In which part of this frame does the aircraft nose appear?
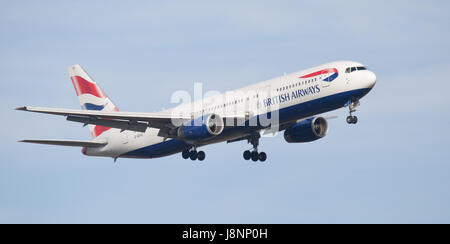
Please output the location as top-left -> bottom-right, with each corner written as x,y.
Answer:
366,71 -> 376,88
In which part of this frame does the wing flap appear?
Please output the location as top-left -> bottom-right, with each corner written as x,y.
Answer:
19,139 -> 107,147
16,106 -> 190,122
16,106 -> 191,130
66,115 -> 148,132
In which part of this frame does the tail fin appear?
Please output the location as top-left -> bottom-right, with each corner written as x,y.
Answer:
68,64 -> 119,138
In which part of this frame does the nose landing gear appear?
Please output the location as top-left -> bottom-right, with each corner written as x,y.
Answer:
243,133 -> 267,162
346,100 -> 360,124
346,115 -> 358,124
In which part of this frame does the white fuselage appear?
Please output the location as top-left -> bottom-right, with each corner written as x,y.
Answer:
85,60 -> 376,158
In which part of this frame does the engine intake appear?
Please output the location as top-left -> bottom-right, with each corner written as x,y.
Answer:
178,114 -> 224,141
284,117 -> 328,143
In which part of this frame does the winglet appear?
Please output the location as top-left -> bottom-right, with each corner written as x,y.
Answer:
15,106 -> 27,111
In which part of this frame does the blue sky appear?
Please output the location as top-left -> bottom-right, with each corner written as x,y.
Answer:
1,0 -> 449,223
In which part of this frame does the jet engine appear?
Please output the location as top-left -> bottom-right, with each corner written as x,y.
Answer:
178,114 -> 224,141
284,117 -> 328,143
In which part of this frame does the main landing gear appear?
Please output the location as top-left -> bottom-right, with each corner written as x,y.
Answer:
346,100 -> 360,124
182,147 -> 205,161
243,133 -> 267,162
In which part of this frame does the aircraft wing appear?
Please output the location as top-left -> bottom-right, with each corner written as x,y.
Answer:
19,139 -> 107,147
16,106 -> 192,133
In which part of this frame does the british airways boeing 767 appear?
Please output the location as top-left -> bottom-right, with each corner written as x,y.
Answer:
17,61 -> 376,162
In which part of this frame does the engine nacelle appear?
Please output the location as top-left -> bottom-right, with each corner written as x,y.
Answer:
178,114 -> 224,141
284,117 -> 328,143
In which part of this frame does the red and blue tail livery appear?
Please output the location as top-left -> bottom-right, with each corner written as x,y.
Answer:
69,64 -> 119,138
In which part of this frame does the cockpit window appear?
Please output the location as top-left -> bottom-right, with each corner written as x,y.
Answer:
346,66 -> 368,73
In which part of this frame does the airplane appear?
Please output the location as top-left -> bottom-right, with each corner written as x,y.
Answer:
17,61 -> 376,162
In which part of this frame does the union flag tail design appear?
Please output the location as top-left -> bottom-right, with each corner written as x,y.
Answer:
68,64 -> 119,138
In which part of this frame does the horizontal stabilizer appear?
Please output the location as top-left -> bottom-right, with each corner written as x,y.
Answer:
19,139 -> 107,147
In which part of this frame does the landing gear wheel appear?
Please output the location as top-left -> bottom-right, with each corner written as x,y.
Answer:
346,116 -> 358,124
258,152 -> 267,162
182,149 -> 190,159
243,150 -> 251,160
197,151 -> 205,161
190,151 -> 198,161
243,133 -> 268,162
346,116 -> 353,124
251,151 -> 259,162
